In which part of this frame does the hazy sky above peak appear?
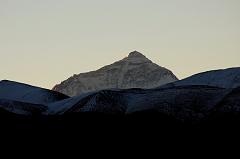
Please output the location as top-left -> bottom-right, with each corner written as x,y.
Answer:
0,0 -> 239,88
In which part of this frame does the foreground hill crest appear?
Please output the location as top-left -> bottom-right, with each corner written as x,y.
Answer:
53,51 -> 178,96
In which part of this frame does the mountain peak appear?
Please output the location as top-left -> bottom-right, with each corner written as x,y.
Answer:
53,50 -> 178,96
124,51 -> 152,63
128,51 -> 146,58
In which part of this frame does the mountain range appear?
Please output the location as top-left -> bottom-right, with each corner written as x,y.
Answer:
0,51 -> 240,126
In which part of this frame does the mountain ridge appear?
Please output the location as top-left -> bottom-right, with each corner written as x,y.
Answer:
160,67 -> 240,89
0,67 -> 239,124
0,80 -> 69,105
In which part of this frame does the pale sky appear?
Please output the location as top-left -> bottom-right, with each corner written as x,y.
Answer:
0,0 -> 240,89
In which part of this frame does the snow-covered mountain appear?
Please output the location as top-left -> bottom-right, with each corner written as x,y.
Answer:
53,51 -> 178,96
48,85 -> 237,121
0,65 -> 239,123
0,80 -> 69,114
162,67 -> 240,89
0,80 -> 69,105
0,80 -> 237,121
47,67 -> 240,121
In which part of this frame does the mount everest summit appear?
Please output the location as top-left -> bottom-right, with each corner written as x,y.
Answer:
53,51 -> 178,96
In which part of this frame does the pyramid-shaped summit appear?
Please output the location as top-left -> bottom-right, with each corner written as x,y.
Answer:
124,51 -> 152,63
128,51 -> 146,58
53,51 -> 178,96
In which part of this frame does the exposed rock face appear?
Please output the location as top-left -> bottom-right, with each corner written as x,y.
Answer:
53,51 -> 178,96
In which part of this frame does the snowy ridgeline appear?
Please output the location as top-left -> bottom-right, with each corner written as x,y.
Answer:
0,80 -> 68,115
0,80 -> 69,105
161,67 -> 240,89
0,67 -> 239,119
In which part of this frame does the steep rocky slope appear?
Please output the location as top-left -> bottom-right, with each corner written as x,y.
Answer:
53,51 -> 178,96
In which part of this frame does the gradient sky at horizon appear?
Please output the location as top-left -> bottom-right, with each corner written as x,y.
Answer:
0,0 -> 240,88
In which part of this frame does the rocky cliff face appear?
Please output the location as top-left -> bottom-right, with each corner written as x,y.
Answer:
53,51 -> 178,96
